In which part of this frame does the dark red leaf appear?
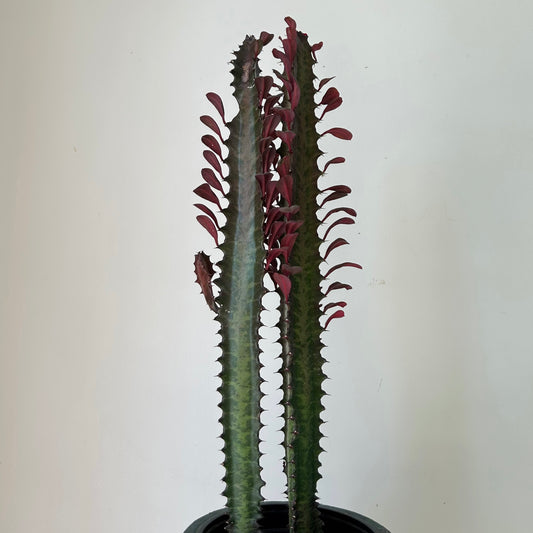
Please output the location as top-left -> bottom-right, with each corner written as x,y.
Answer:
203,150 -> 223,178
324,237 -> 349,260
311,41 -> 323,62
323,217 -> 355,241
320,87 -> 340,106
321,127 -> 353,140
273,272 -> 291,302
194,203 -> 220,229
322,157 -> 346,173
280,232 -> 298,256
322,301 -> 347,313
324,281 -> 352,296
324,262 -> 362,278
322,206 -> 357,222
206,92 -> 225,123
202,135 -> 222,158
325,309 -> 345,329
319,98 -> 343,120
201,168 -> 224,194
200,115 -> 223,141
276,130 -> 296,151
193,183 -> 222,210
196,215 -> 219,246
260,31 -> 274,46
318,77 -> 335,91
319,190 -> 349,207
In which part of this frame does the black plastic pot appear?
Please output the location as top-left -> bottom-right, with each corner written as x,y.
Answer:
185,501 -> 390,532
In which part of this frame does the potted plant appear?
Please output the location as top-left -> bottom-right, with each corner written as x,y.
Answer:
187,17 -> 390,533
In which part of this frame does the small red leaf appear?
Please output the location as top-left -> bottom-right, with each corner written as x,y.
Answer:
319,98 -> 343,120
322,206 -> 357,222
206,92 -> 225,123
318,77 -> 335,91
321,127 -> 353,140
323,217 -> 355,241
325,309 -> 345,329
324,262 -> 362,278
202,135 -> 223,158
260,31 -> 274,46
322,157 -> 346,173
200,115 -> 223,141
273,272 -> 291,302
322,301 -> 347,313
276,130 -> 296,151
324,237 -> 349,260
193,183 -> 222,210
310,41 -> 323,62
194,203 -> 220,229
203,150 -> 223,178
324,281 -> 352,296
201,168 -> 224,194
319,190 -> 350,208
320,87 -> 340,106
196,215 -> 219,246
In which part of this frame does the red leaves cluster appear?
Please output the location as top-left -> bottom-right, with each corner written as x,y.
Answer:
194,19 -> 361,328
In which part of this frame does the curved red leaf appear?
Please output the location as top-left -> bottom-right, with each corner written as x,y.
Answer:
324,281 -> 352,296
323,217 -> 355,241
323,237 -> 349,260
319,190 -> 349,208
322,301 -> 347,313
260,31 -> 274,46
320,87 -> 340,106
201,135 -> 223,158
322,156 -> 346,173
319,98 -> 343,120
196,215 -> 219,245
321,127 -> 353,140
194,203 -> 220,229
325,309 -> 345,329
201,168 -> 224,194
322,206 -> 357,222
206,92 -> 225,123
200,115 -> 223,141
324,262 -> 362,278
193,183 -> 222,210
203,150 -> 223,178
318,76 -> 335,91
273,272 -> 291,302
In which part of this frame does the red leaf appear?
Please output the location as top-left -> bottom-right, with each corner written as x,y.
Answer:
203,150 -> 223,178
273,272 -> 291,302
324,237 -> 349,260
193,183 -> 222,210
206,92 -> 225,123
311,41 -> 323,62
324,281 -> 352,296
256,76 -> 274,103
201,135 -> 222,158
319,98 -> 343,120
276,130 -> 296,151
260,31 -> 274,46
322,156 -> 346,173
322,206 -> 357,222
200,115 -> 223,141
324,262 -> 362,278
318,77 -> 335,91
319,190 -> 350,208
201,168 -> 224,194
325,309 -> 345,329
321,127 -> 353,140
320,87 -> 340,106
194,203 -> 220,229
196,215 -> 219,246
322,301 -> 347,313
323,217 -> 355,241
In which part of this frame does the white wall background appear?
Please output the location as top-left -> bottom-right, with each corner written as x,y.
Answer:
1,1 -> 532,531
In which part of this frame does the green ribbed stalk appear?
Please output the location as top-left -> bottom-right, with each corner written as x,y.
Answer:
215,37 -> 265,533
282,31 -> 325,533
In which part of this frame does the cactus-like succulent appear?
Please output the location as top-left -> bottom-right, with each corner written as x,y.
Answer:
194,17 -> 360,533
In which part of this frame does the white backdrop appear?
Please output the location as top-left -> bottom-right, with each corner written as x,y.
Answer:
2,1 -> 533,532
